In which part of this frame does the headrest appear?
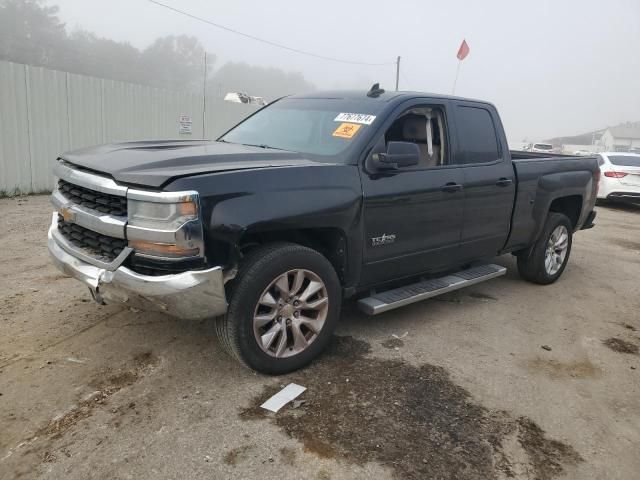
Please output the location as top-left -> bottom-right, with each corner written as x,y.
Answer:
402,115 -> 429,141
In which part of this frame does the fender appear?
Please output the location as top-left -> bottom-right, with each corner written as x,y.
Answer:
166,163 -> 364,286
530,170 -> 591,242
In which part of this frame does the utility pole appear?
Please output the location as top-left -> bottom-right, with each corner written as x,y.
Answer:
395,56 -> 401,91
202,52 -> 207,139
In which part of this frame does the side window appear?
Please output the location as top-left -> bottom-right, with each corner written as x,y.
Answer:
454,106 -> 500,164
381,105 -> 449,169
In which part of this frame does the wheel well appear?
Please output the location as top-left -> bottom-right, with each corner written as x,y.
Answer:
237,228 -> 348,284
549,195 -> 582,229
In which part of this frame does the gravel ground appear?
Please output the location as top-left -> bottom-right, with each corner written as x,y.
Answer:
1,195 -> 639,480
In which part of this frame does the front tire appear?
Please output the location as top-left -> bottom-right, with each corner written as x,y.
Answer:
215,243 -> 341,374
517,212 -> 573,285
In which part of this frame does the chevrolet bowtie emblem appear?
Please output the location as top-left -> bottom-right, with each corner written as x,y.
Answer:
59,206 -> 75,222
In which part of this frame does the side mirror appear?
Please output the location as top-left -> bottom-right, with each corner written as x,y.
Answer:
371,141 -> 420,170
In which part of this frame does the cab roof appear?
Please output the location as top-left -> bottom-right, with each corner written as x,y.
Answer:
290,89 -> 487,105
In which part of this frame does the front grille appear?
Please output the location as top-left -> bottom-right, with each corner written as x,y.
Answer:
57,214 -> 126,262
58,179 -> 127,216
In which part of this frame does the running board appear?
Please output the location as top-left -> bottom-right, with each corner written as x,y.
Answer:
357,264 -> 507,315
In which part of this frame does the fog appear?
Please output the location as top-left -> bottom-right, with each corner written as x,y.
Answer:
3,0 -> 640,143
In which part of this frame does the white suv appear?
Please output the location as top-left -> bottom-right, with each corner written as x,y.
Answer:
526,143 -> 555,153
597,152 -> 640,204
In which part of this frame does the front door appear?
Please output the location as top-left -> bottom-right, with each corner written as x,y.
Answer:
360,102 -> 466,286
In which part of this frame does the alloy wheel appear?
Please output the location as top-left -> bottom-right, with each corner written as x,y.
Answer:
253,269 -> 329,358
544,225 -> 569,275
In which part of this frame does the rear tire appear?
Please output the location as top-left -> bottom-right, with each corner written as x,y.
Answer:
215,242 -> 341,375
517,212 -> 573,285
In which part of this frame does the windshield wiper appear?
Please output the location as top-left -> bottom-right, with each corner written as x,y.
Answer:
217,139 -> 290,152
240,143 -> 290,152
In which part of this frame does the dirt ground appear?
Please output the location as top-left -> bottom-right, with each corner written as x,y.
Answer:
1,195 -> 639,480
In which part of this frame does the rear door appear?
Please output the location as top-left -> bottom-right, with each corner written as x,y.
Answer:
451,102 -> 515,260
360,99 -> 466,286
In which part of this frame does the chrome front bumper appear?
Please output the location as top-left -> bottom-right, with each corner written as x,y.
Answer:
47,223 -> 227,320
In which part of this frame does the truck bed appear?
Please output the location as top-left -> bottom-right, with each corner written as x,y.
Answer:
505,153 -> 599,252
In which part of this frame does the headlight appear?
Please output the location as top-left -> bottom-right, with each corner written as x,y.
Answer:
128,200 -> 198,230
126,191 -> 204,259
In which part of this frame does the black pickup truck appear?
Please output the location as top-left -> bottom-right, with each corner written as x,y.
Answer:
48,87 -> 599,373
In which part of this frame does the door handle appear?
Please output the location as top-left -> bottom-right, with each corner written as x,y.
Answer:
496,178 -> 513,187
441,182 -> 463,193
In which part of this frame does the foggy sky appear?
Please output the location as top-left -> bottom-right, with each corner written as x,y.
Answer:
51,0 -> 640,144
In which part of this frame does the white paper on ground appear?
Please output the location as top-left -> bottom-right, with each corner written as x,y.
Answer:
260,383 -> 306,413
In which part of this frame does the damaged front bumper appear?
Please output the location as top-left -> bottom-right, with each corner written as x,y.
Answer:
47,221 -> 227,320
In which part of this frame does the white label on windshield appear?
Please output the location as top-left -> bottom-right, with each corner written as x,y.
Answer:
334,113 -> 376,125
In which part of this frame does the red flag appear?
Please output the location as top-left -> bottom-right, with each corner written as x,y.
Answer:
456,40 -> 470,61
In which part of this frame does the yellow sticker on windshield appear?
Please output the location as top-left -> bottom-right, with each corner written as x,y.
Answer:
332,122 -> 362,139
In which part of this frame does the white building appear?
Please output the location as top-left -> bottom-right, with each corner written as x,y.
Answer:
599,123 -> 640,152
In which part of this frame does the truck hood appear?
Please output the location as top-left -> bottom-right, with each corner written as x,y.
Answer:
60,140 -> 321,188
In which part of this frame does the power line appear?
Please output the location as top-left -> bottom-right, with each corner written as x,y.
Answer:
145,0 -> 396,66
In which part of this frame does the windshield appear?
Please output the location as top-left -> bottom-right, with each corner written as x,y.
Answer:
609,155 -> 640,167
219,98 -> 383,161
533,143 -> 553,150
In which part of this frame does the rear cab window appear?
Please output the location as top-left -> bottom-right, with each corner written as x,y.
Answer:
453,105 -> 501,164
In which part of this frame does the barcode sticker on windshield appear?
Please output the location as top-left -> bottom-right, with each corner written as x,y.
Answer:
334,113 -> 376,125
